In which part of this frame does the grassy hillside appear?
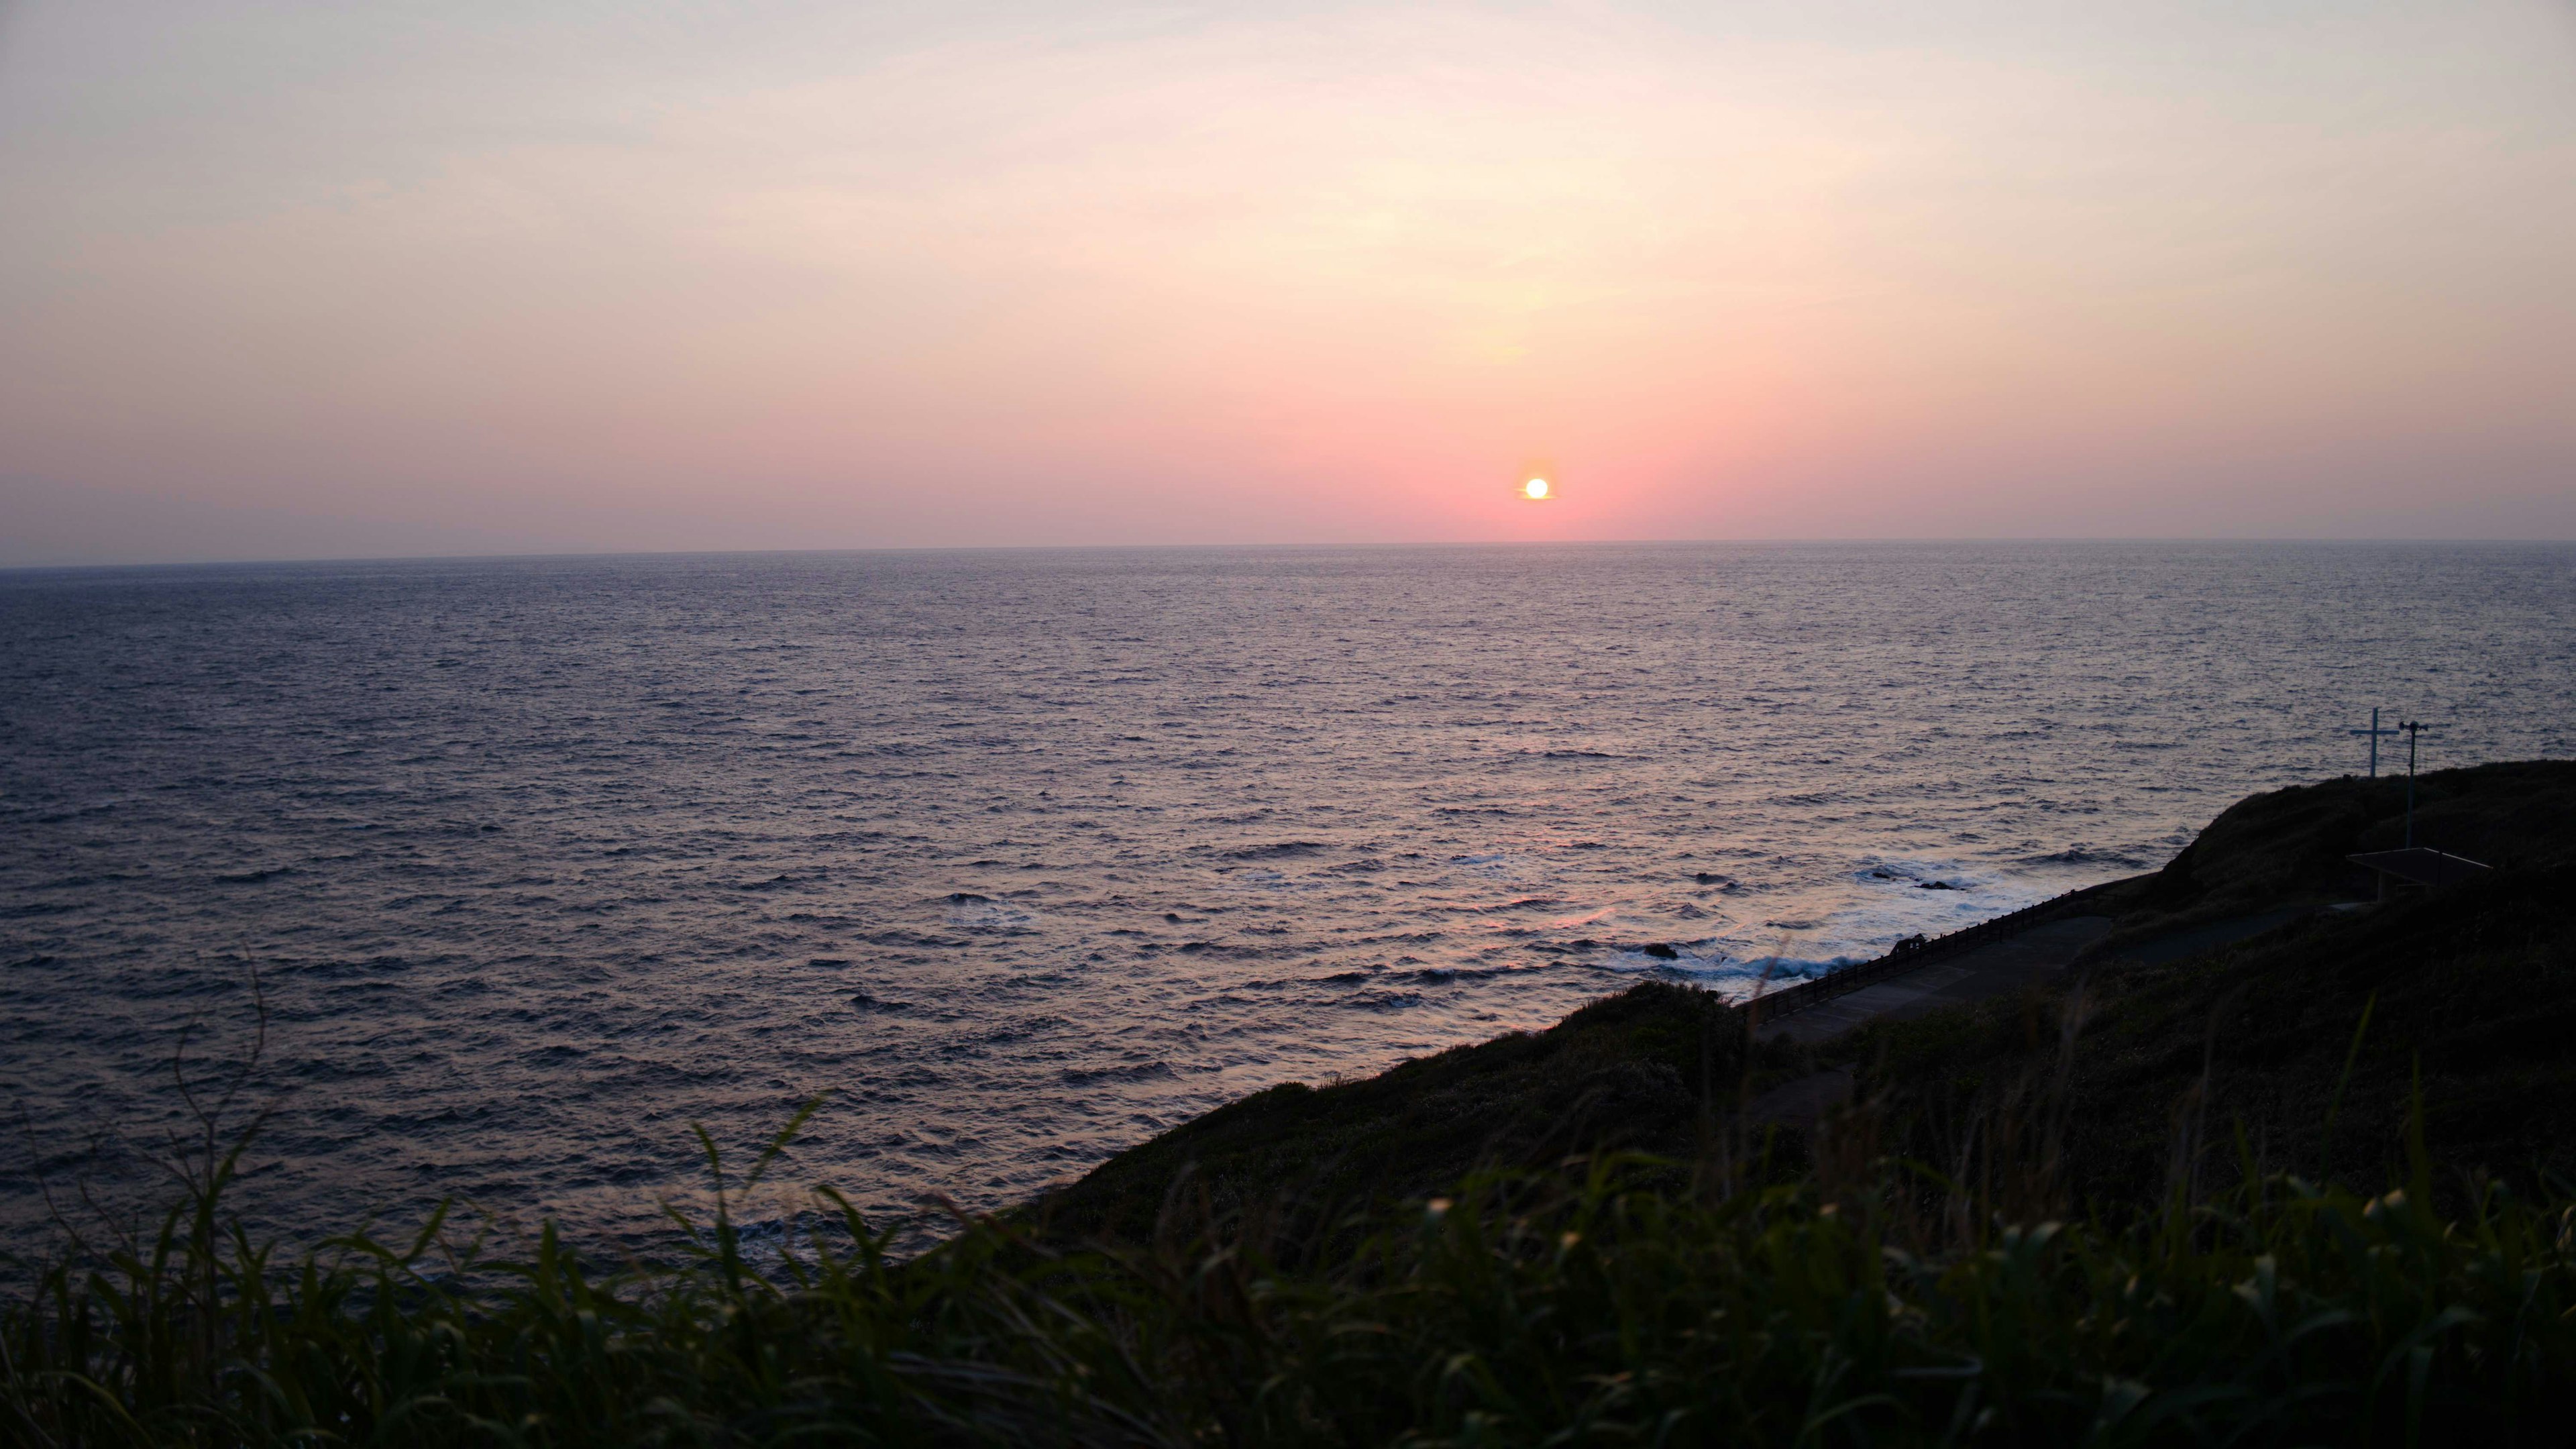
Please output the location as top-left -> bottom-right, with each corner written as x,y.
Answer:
1044,761 -> 2576,1236
12,762 -> 2576,1445
1839,765 -> 2576,1208
1032,981 -> 1750,1245
2090,757 -> 2576,952
16,1130 -> 2576,1446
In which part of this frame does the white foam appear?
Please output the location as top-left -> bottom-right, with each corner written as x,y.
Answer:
1574,851 -> 2061,1000
945,898 -> 1039,932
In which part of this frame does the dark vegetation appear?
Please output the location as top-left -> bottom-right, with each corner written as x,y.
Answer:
8,762 -> 2576,1445
1835,759 -> 2576,1210
1031,981 -> 1746,1245
1042,761 -> 2576,1232
2082,757 -> 2576,956
15,1118 -> 2576,1447
1845,860 -> 2576,1210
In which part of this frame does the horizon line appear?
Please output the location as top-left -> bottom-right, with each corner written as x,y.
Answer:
9,535 -> 2575,575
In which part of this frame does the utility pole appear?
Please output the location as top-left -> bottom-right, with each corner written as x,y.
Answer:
2399,720 -> 2431,847
2349,708 -> 2400,778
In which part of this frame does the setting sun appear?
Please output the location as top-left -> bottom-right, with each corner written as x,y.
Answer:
1523,478 -> 1550,500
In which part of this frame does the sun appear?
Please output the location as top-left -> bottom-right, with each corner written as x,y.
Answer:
1523,478 -> 1550,500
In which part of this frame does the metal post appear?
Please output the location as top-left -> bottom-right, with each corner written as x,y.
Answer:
2402,720 -> 2424,848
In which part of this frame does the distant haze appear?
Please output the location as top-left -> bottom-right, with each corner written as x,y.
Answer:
3,1 -> 2573,565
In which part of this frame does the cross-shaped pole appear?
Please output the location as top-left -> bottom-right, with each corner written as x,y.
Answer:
2349,708 -> 2400,778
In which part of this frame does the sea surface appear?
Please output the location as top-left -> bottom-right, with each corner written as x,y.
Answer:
3,543 -> 2571,1244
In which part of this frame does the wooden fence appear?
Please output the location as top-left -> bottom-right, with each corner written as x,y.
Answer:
1744,876 -> 2132,1022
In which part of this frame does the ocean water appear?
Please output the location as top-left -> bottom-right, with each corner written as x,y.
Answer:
3,543 -> 2571,1243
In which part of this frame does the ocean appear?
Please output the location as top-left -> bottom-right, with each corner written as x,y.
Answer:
3,542 -> 2571,1244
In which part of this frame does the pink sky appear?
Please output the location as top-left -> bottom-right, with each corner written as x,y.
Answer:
3,1 -> 2573,564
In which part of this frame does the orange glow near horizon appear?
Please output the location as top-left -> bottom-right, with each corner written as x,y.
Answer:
1,3 -> 2571,561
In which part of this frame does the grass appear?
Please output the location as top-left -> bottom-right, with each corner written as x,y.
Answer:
12,1068 -> 2576,1445
1047,762 -> 2576,1236
1835,861 -> 2576,1212
13,761 -> 2576,1444
2076,759 -> 2576,959
1031,980 -> 1759,1246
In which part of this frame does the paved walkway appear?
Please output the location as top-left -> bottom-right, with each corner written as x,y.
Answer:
1741,916 -> 2110,1127
1741,906 -> 2328,1127
1754,915 -> 2115,1046
2118,906 -> 2311,965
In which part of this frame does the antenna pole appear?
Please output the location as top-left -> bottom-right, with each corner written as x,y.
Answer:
2402,720 -> 2424,847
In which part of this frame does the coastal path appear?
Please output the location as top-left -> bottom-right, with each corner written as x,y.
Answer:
1743,902 -> 2328,1127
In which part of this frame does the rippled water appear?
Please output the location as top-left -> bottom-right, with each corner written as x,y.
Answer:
4,543 -> 2571,1242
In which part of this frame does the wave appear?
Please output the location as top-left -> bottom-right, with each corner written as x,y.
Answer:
1221,841 -> 1333,860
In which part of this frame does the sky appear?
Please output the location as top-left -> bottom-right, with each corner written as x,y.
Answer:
3,1 -> 2573,564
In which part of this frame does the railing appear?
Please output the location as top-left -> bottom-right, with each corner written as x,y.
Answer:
1745,876 -> 2133,1022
